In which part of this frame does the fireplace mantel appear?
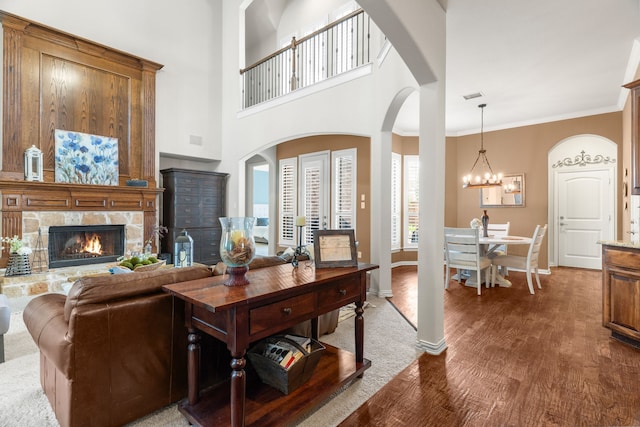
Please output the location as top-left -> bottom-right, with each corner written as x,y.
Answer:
0,180 -> 161,212
0,180 -> 163,267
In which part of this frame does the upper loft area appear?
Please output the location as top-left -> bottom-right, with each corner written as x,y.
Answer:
241,1 -> 382,110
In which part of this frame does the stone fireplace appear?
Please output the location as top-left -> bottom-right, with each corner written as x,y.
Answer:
21,210 -> 145,270
0,210 -> 146,297
48,224 -> 126,269
0,12 -> 163,297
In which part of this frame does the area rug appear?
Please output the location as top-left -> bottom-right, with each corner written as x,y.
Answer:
337,301 -> 374,323
0,295 -> 419,427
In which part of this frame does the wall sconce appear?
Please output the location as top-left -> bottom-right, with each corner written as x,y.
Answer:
24,145 -> 43,182
174,229 -> 193,268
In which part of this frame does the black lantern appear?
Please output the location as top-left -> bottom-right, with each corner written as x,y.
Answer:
174,230 -> 193,268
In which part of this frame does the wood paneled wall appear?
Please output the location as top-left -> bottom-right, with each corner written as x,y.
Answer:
0,11 -> 162,185
0,11 -> 164,264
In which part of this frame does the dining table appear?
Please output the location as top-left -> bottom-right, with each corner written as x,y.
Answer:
461,234 -> 533,288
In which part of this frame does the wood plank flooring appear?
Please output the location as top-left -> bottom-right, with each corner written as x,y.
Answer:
341,266 -> 640,426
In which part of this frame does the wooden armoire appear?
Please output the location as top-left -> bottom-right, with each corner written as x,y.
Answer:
161,168 -> 228,265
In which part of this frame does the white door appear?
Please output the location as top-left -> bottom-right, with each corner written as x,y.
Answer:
299,152 -> 330,245
558,169 -> 612,269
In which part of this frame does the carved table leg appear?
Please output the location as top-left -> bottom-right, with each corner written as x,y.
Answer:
187,329 -> 201,406
355,301 -> 365,377
230,352 -> 247,427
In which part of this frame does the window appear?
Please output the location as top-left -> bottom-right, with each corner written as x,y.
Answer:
391,152 -> 402,250
278,158 -> 297,247
278,149 -> 357,248
332,149 -> 356,230
404,155 -> 419,248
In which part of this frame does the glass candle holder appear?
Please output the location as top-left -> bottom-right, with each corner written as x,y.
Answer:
219,217 -> 256,286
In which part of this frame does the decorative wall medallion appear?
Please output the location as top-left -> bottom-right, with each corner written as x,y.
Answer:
55,130 -> 119,185
552,150 -> 615,168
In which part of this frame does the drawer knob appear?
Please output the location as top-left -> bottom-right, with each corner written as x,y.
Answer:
282,307 -> 292,315
338,289 -> 347,296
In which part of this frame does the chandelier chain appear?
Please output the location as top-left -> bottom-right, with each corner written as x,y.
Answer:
462,103 -> 503,189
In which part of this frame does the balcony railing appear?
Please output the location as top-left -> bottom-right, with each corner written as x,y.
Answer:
241,9 -> 371,109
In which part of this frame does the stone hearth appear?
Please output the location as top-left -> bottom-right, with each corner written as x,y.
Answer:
0,210 -> 146,298
0,262 -> 114,298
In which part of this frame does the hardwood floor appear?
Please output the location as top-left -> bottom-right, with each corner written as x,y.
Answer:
341,266 -> 640,426
386,265 -> 419,329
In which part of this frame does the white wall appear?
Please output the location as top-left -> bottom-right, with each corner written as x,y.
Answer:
277,0 -> 355,45
0,0 -> 223,167
221,1 -> 419,217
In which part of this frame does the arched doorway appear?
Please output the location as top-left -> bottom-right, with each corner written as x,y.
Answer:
548,135 -> 617,269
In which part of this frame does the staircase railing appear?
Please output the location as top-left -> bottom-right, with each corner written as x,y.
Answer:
241,9 -> 371,109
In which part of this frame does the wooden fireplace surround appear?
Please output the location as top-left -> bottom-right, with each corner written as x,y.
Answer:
0,11 -> 164,266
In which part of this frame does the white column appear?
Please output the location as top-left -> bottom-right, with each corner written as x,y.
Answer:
369,131 -> 393,297
415,80 -> 447,355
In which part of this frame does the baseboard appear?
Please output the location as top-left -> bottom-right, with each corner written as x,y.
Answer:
391,261 -> 418,268
504,267 -> 551,275
390,262 -> 551,276
415,337 -> 447,355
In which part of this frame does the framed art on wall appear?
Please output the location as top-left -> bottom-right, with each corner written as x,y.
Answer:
54,130 -> 119,186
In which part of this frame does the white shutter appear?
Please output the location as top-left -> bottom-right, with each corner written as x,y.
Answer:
332,149 -> 356,231
391,152 -> 401,250
303,166 -> 322,244
279,158 -> 297,247
404,155 -> 419,249
300,152 -> 330,245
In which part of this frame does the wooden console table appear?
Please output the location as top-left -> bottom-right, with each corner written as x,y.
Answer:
163,262 -> 378,427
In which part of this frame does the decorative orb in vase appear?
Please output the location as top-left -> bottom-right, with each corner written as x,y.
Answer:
219,217 -> 256,286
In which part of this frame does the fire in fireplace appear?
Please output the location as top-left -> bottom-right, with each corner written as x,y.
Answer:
48,225 -> 125,268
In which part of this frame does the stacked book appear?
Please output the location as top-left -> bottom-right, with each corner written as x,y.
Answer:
261,335 -> 311,370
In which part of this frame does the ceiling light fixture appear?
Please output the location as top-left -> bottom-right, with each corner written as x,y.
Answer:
462,104 -> 503,189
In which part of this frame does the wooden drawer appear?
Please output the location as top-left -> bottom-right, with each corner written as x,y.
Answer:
175,175 -> 202,187
250,293 -> 317,336
603,247 -> 640,270
174,194 -> 200,206
318,276 -> 360,311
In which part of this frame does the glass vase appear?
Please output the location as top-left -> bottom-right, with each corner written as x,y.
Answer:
219,217 -> 256,286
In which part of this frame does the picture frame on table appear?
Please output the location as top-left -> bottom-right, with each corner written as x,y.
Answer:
313,229 -> 358,268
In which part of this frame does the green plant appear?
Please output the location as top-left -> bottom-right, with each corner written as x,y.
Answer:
2,235 -> 26,253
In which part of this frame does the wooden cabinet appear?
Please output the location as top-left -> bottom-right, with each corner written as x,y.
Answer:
624,79 -> 640,195
161,168 -> 228,265
602,243 -> 640,345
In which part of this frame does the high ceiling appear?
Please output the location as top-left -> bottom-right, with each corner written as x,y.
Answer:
247,0 -> 640,136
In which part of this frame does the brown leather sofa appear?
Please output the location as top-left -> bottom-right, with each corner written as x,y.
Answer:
23,265 -> 214,427
24,255 -> 340,426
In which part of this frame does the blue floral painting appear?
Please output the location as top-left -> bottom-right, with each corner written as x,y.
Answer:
54,130 -> 119,186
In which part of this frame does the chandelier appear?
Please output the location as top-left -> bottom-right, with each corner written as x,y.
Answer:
462,103 -> 503,189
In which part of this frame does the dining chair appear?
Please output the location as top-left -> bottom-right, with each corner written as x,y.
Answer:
487,222 -> 510,276
444,227 -> 492,295
490,224 -> 547,294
